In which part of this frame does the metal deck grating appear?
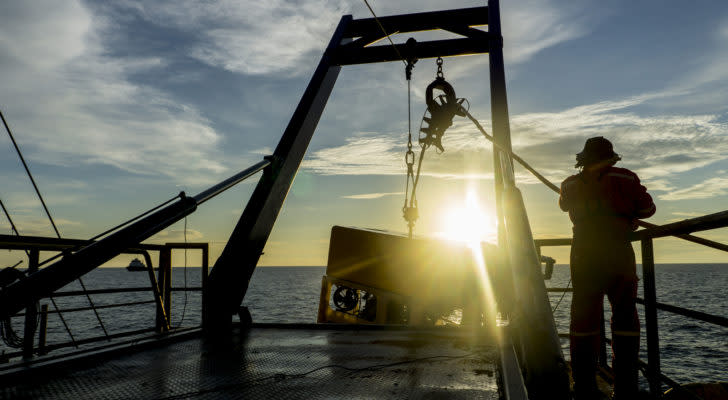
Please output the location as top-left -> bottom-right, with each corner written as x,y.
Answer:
1,325 -> 500,399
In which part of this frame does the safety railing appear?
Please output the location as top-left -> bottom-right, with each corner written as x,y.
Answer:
0,236 -> 208,363
535,209 -> 728,400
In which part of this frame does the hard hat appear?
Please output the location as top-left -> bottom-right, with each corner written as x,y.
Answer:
575,136 -> 621,168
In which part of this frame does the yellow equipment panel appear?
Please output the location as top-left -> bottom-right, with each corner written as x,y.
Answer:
318,226 -> 498,326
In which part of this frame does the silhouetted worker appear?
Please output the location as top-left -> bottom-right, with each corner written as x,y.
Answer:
559,136 -> 655,400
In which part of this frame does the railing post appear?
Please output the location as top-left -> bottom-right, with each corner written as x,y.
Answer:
156,248 -> 172,332
201,244 -> 209,327
23,249 -> 39,359
144,251 -> 168,332
38,304 -> 48,355
641,238 -> 661,398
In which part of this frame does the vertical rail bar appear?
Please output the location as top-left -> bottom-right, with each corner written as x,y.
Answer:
156,248 -> 172,332
23,249 -> 39,359
641,238 -> 661,398
144,252 -> 168,332
38,304 -> 48,355
23,249 -> 40,359
201,244 -> 209,326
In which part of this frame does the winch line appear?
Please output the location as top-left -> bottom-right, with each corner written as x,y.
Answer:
1,109 -> 108,341
461,109 -> 728,252
0,196 -> 78,346
342,7 -> 726,251
362,0 -> 407,68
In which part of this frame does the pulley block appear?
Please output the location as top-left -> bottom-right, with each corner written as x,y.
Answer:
419,77 -> 466,152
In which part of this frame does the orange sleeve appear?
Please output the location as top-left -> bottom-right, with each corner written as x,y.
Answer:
632,176 -> 656,219
559,179 -> 570,212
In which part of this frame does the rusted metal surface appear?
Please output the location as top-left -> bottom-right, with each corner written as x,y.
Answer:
1,325 -> 499,399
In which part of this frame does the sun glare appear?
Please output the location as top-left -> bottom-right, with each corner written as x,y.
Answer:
436,189 -> 497,246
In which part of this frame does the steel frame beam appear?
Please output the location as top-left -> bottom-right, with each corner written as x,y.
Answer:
203,6 -> 501,332
203,15 -> 352,332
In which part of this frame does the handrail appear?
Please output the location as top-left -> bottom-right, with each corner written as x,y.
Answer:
15,300 -> 156,316
635,298 -> 728,327
50,286 -> 202,297
633,209 -> 728,240
0,157 -> 268,320
536,223 -> 727,399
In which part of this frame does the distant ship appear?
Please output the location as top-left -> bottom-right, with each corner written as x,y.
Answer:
125,258 -> 146,271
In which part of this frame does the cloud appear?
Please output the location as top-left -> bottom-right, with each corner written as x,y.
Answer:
341,192 -> 404,200
501,0 -> 593,64
303,136 -> 403,176
659,177 -> 728,201
125,0 -> 592,78
0,2 -> 230,186
0,216 -> 81,237
154,228 -> 204,242
672,211 -> 704,217
129,0 -> 348,76
0,1 -> 90,71
303,92 -> 728,189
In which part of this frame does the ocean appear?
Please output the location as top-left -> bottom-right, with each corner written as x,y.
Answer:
2,264 -> 726,386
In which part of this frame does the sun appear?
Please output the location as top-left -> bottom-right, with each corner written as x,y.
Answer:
435,189 -> 497,246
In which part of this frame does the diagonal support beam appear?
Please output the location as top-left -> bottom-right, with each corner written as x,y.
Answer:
203,16 -> 353,332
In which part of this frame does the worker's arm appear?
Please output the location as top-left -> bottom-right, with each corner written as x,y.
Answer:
632,176 -> 656,219
559,180 -> 570,212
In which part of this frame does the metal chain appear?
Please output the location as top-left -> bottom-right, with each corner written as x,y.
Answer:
436,57 -> 444,79
402,60 -> 418,238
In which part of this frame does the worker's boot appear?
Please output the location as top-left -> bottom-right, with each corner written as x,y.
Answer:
571,335 -> 600,400
611,334 -> 639,400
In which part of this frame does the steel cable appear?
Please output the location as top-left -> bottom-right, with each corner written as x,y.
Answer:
2,109 -> 105,342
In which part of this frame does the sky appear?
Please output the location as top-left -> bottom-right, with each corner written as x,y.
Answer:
1,0 -> 728,268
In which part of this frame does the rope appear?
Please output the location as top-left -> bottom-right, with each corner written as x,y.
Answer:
1,109 -> 106,342
361,0 -> 407,68
0,198 -> 22,238
551,279 -> 571,313
361,0 -> 420,237
1,110 -> 62,237
1,196 -> 77,347
462,109 -> 560,193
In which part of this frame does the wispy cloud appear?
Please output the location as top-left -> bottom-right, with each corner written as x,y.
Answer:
153,228 -> 204,242
672,211 -> 705,217
341,192 -> 404,200
0,2 -> 230,186
0,216 -> 81,237
132,0 -> 348,76
501,0 -> 595,65
304,92 -> 728,191
659,177 -> 728,201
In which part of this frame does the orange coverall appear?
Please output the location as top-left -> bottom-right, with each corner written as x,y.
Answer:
559,166 -> 656,398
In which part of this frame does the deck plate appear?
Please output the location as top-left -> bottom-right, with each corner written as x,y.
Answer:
1,325 -> 500,399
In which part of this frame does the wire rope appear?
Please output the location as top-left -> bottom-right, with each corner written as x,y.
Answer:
1,109 -> 106,342
362,0 -> 407,67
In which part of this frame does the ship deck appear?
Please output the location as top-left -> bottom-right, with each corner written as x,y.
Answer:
1,324 -> 501,399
